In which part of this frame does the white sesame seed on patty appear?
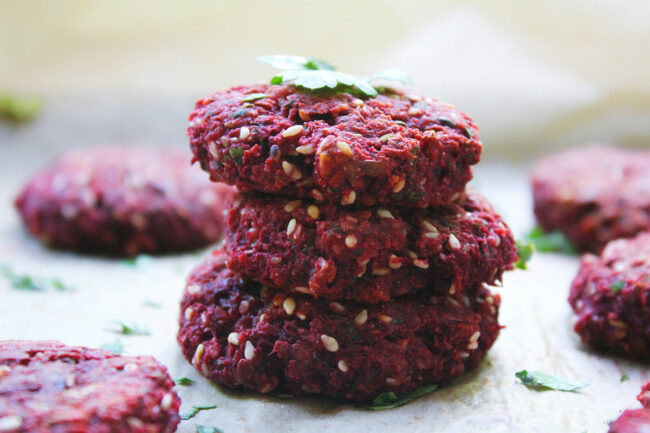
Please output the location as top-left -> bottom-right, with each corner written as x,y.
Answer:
244,341 -> 255,359
282,125 -> 304,138
354,309 -> 368,325
321,334 -> 339,352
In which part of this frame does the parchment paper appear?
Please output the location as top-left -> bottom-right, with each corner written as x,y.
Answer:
1,106 -> 647,433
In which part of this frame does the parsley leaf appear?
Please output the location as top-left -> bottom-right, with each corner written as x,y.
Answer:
197,426 -> 223,433
242,93 -> 267,102
0,93 -> 42,123
515,370 -> 587,392
611,281 -> 625,293
1,265 -> 72,291
101,340 -> 124,354
362,384 -> 438,410
524,225 -> 576,254
174,377 -> 196,386
181,405 -> 217,420
514,240 -> 535,270
621,374 -> 629,382
109,322 -> 150,336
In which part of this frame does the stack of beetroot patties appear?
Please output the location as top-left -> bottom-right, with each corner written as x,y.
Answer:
177,80 -> 518,402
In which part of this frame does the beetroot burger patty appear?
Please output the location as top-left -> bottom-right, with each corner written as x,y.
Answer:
609,383 -> 650,433
0,340 -> 180,433
569,232 -> 650,359
187,84 -> 482,208
532,145 -> 650,253
15,146 -> 234,256
177,250 -> 500,402
225,189 -> 516,303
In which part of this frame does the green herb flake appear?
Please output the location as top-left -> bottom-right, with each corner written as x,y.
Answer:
515,370 -> 587,392
621,374 -> 629,382
515,240 -> 535,270
438,117 -> 456,128
611,281 -> 625,293
228,147 -> 244,164
379,133 -> 395,142
524,225 -> 576,254
121,254 -> 154,267
181,405 -> 217,420
142,300 -> 162,308
394,120 -> 407,127
109,322 -> 150,336
0,93 -> 43,123
363,384 -> 438,410
197,425 -> 223,433
174,377 -> 196,386
1,265 -> 72,292
242,93 -> 267,102
101,340 -> 124,354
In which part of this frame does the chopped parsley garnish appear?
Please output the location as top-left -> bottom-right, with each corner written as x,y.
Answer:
0,93 -> 43,123
121,254 -> 154,267
362,384 -> 438,410
257,55 -> 411,97
611,281 -> 625,293
109,322 -> 150,336
181,405 -> 217,420
174,377 -> 196,386
228,147 -> 244,164
196,426 -> 223,433
524,225 -> 576,254
1,265 -> 72,291
101,340 -> 124,354
515,370 -> 587,392
514,240 -> 535,270
621,374 -> 629,382
242,93 -> 267,102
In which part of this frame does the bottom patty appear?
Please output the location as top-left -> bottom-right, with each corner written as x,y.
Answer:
569,232 -> 650,360
177,249 -> 501,402
0,340 -> 180,433
609,383 -> 650,433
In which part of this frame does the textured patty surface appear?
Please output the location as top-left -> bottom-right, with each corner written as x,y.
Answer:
226,190 -> 516,302
15,146 -> 234,256
532,146 -> 650,253
0,340 -> 180,433
188,84 -> 482,208
177,250 -> 500,402
569,232 -> 650,359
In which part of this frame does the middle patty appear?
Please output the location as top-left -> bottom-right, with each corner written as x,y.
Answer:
225,189 -> 516,303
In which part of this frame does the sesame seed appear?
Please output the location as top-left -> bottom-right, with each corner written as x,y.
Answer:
291,169 -> 303,180
321,334 -> 339,352
449,283 -> 457,295
425,231 -> 439,239
161,393 -> 174,410
244,341 -> 255,359
341,190 -> 356,205
270,256 -> 282,265
385,377 -> 399,386
187,284 -> 201,295
296,144 -> 314,154
407,251 -> 418,259
352,99 -> 364,107
239,126 -> 250,140
413,258 -> 429,269
345,234 -> 358,248
282,125 -> 304,137
448,234 -> 461,249
388,254 -> 402,269
297,312 -> 306,320
286,218 -> 297,235
470,331 -> 481,343
330,302 -> 345,313
408,108 -> 422,116
282,161 -> 294,175
460,352 -> 470,358
193,344 -> 205,364
338,360 -> 349,372
422,220 -> 438,233
378,314 -> 392,323
377,209 -> 394,219
66,375 -> 75,387
307,205 -> 320,219
228,332 -> 240,345
467,341 -> 479,350
312,189 -> 325,202
184,308 -> 194,320
284,200 -> 302,212
392,178 -> 406,193
283,297 -> 296,315
336,141 -> 354,157
294,286 -> 310,294
372,268 -> 390,276
0,416 -> 23,431
208,141 -> 218,158
354,309 -> 368,325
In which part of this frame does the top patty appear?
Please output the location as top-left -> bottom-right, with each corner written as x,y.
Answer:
531,145 -> 650,253
0,340 -> 180,433
188,84 -> 482,208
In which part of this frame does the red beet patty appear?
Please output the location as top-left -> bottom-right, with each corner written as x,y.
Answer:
187,84 -> 482,208
225,189 -> 516,303
532,145 -> 650,253
15,146 -> 234,257
609,383 -> 650,433
569,232 -> 650,359
0,340 -> 180,433
177,250 -> 500,402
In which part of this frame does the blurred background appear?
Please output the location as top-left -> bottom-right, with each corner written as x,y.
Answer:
1,0 -> 649,161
